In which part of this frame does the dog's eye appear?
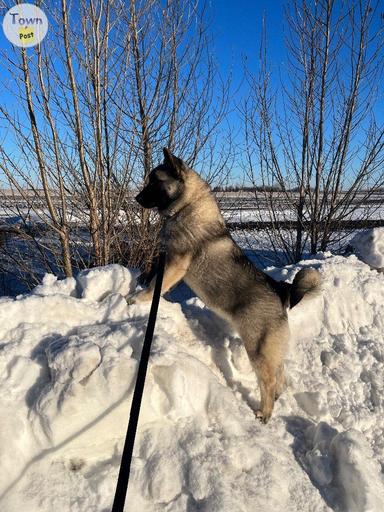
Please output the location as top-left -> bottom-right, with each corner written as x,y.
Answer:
150,174 -> 159,184
144,174 -> 156,186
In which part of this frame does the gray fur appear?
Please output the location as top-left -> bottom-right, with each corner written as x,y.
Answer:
131,149 -> 321,423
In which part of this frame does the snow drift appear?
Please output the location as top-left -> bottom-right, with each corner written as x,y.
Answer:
349,227 -> 384,270
0,255 -> 384,511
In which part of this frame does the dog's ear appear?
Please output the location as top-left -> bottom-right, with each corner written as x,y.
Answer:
163,147 -> 186,177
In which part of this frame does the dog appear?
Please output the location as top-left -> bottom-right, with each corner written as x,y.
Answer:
129,148 -> 321,423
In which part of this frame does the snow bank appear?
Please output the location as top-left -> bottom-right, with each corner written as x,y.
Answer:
76,264 -> 138,301
350,227 -> 384,270
0,255 -> 384,511
304,423 -> 384,511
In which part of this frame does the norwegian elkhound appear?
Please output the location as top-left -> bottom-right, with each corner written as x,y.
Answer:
129,148 -> 320,423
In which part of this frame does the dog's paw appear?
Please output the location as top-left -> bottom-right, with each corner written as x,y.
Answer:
125,289 -> 153,305
125,291 -> 140,305
255,409 -> 271,424
275,389 -> 284,401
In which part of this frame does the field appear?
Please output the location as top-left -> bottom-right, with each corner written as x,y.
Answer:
2,189 -> 384,224
2,187 -> 383,293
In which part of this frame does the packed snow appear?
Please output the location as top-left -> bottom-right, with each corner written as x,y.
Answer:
0,254 -> 384,511
349,227 -> 384,270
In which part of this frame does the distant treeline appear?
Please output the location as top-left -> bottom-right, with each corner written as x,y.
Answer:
213,185 -> 384,194
213,185 -> 282,193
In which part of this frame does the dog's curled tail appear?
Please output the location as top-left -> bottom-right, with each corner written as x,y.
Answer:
289,267 -> 321,309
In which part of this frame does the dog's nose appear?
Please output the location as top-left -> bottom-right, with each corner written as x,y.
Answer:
135,192 -> 143,205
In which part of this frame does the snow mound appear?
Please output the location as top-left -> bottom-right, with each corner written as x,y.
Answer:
0,256 -> 384,511
76,264 -> 139,301
305,423 -> 384,511
350,227 -> 384,270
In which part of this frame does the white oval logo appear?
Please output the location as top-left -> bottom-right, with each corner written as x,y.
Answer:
2,3 -> 48,48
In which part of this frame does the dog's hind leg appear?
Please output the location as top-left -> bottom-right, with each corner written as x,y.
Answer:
253,354 -> 277,424
275,363 -> 286,400
241,321 -> 288,423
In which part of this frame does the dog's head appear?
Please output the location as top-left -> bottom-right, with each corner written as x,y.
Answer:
135,148 -> 187,213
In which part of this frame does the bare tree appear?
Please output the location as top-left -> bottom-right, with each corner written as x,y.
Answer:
0,0 -> 230,292
243,0 -> 384,262
0,0 -> 135,283
116,0 -> 231,270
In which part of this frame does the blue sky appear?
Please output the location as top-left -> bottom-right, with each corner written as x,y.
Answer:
0,1 -> 383,184
211,0 -> 285,77
0,0 -> 286,169
208,0 -> 286,177
0,0 -> 286,101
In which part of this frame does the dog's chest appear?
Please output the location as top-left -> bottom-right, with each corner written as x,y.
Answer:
184,254 -> 223,307
184,267 -> 234,323
164,218 -> 186,245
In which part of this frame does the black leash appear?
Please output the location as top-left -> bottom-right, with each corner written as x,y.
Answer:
112,250 -> 166,512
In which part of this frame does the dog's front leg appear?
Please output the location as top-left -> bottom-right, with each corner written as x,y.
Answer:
127,253 -> 191,304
